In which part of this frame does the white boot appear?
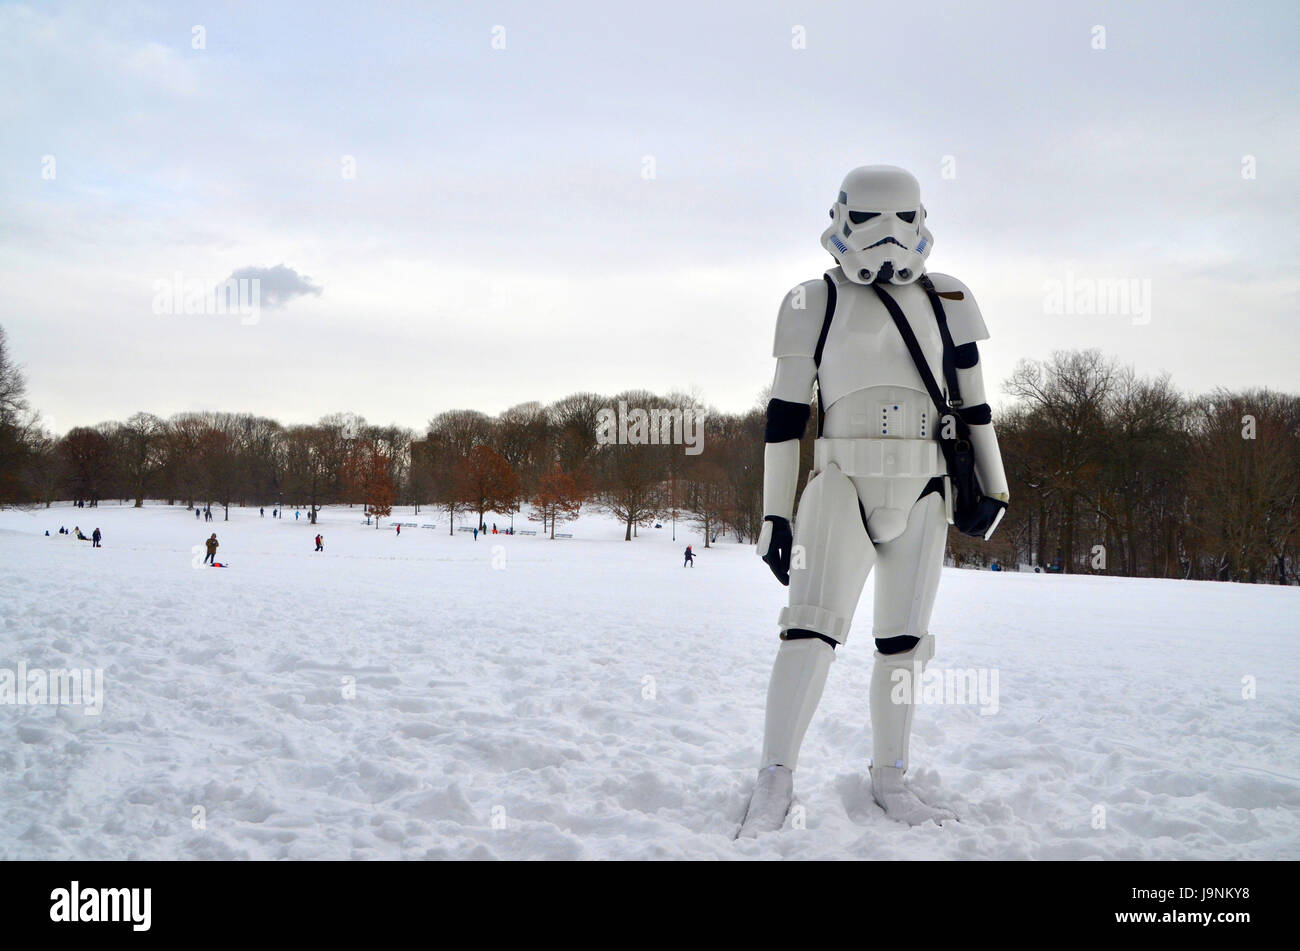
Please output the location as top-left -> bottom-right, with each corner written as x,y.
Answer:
868,634 -> 956,826
870,765 -> 955,826
738,637 -> 835,837
737,764 -> 794,838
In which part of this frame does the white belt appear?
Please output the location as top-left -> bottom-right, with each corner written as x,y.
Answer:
814,437 -> 945,478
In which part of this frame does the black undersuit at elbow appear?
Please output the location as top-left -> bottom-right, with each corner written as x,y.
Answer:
954,342 -> 979,369
765,398 -> 811,443
957,403 -> 992,426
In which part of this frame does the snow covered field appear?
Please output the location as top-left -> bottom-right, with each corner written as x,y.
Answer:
1,502 -> 1296,860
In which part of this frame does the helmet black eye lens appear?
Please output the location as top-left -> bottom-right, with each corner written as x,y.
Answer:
848,211 -> 879,225
897,211 -> 916,223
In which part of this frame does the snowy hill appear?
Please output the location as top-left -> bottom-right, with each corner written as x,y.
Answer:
1,501 -> 1296,859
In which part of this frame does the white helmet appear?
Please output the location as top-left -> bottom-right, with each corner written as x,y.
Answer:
820,165 -> 934,285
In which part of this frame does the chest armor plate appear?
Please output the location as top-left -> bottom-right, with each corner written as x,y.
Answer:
817,277 -> 947,411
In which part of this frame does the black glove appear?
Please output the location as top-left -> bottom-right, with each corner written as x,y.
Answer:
969,496 -> 1008,540
759,515 -> 794,586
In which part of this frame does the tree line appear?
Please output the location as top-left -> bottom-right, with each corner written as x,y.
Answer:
981,350 -> 1299,584
1,325 -> 1296,581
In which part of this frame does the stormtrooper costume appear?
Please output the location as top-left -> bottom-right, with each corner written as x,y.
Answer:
739,166 -> 1010,837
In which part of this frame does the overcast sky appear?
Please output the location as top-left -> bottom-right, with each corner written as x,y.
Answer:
2,0 -> 1296,434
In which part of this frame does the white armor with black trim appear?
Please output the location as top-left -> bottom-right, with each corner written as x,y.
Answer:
740,165 -> 1007,836
768,265 -> 1005,544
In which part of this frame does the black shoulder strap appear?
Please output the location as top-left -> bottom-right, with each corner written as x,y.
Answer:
814,273 -> 836,367
918,276 -> 963,407
871,282 -> 952,418
813,273 -> 837,436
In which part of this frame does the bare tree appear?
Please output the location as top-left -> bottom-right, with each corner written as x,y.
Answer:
425,410 -> 492,533
1005,350 -> 1116,572
1187,390 -> 1300,582
59,426 -> 115,507
0,325 -> 33,502
114,412 -> 165,507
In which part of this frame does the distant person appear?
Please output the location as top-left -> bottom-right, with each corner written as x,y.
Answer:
195,508 -> 200,520
396,524 -> 401,536
74,526 -> 89,541
492,523 -> 497,534
684,544 -> 694,567
92,528 -> 101,548
260,507 -> 265,517
314,534 -> 323,552
296,510 -> 300,521
204,533 -> 218,565
472,527 -> 478,540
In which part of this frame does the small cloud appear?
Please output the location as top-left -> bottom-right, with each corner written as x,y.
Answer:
224,264 -> 322,308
